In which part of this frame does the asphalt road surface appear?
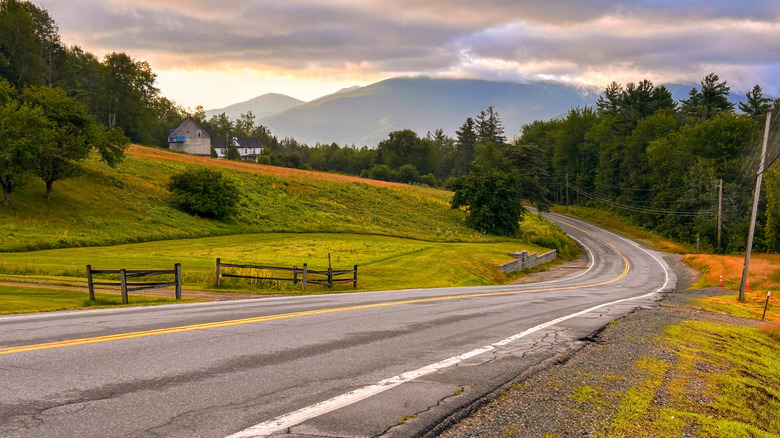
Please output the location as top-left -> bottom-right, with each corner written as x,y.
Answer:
0,213 -> 676,437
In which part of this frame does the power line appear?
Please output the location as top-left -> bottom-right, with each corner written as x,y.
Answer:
562,182 -> 714,217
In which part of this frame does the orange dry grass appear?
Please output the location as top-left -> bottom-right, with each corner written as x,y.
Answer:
684,253 -> 780,323
127,145 -> 406,189
683,253 -> 780,292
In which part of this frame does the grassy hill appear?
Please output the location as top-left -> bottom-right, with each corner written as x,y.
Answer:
1,145 -> 492,252
0,145 -> 579,300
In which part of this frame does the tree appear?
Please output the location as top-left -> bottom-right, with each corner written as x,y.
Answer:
454,117 -> 478,176
0,0 -> 56,88
377,129 -> 433,175
476,106 -> 506,146
681,73 -> 734,121
450,163 -> 523,236
765,166 -> 780,252
22,85 -> 94,196
100,52 -> 158,143
596,82 -> 622,115
168,168 -> 241,220
505,140 -> 550,211
739,84 -> 773,120
235,111 -> 255,137
208,112 -> 234,140
0,98 -> 50,205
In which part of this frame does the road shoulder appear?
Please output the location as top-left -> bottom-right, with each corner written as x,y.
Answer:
437,257 -> 776,438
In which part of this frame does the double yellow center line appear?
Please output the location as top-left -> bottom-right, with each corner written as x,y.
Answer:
1,221 -> 629,356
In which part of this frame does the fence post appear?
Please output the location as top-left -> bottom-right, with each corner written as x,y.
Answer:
86,265 -> 95,301
763,291 -> 772,320
215,258 -> 221,286
302,263 -> 307,292
328,267 -> 333,288
120,268 -> 128,304
293,265 -> 298,285
174,263 -> 182,300
353,265 -> 358,288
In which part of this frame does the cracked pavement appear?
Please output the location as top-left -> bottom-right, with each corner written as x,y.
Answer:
0,213 -> 674,437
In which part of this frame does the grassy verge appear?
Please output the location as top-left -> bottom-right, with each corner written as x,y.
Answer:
0,232 -> 548,294
0,284 -> 191,314
602,321 -> 780,437
550,205 -> 692,253
551,205 -> 780,323
684,253 -> 780,324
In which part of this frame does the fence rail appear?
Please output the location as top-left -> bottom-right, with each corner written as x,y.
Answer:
215,258 -> 357,291
86,264 -> 182,304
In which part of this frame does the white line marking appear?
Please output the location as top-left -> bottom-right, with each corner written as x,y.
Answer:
226,257 -> 671,437
227,215 -> 673,438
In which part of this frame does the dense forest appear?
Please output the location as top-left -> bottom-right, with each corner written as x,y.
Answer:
2,0 -> 779,252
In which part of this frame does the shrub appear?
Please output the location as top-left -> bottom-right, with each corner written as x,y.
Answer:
168,168 -> 240,220
450,168 -> 523,236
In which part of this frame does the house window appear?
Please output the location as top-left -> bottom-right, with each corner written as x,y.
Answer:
186,130 -> 189,135
197,131 -> 201,138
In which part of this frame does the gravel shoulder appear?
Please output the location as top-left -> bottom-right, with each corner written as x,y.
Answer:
437,255 -> 768,438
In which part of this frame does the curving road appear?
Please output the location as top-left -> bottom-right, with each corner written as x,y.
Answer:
0,213 -> 675,437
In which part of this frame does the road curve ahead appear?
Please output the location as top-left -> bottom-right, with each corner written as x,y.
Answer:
0,213 -> 676,438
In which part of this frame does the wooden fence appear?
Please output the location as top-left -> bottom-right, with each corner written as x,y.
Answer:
86,264 -> 182,304
215,258 -> 357,291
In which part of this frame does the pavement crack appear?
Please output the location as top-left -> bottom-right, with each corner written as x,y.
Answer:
377,383 -> 467,437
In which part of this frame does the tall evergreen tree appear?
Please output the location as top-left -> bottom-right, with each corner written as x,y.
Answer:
738,84 -> 773,120
681,73 -> 734,121
476,106 -> 506,146
454,117 -> 477,176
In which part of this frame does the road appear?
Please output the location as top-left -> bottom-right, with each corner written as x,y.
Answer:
0,213 -> 675,437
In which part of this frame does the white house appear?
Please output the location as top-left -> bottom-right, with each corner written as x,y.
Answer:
213,137 -> 264,162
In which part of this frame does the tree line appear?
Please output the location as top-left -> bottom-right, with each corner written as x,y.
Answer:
4,1 -> 779,253
0,0 -> 185,147
518,74 -> 779,252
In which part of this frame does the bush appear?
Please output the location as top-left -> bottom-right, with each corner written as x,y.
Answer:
168,168 -> 240,220
450,168 -> 523,236
396,164 -> 420,183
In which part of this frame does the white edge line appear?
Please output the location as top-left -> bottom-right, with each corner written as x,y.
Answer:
226,243 -> 672,438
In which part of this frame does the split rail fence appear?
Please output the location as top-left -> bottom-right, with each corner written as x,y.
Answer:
86,264 -> 182,304
215,258 -> 357,291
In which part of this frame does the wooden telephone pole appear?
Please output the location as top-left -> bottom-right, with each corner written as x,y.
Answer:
739,110 -> 772,302
717,178 -> 722,252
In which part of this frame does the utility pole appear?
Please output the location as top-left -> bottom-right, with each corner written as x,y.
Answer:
717,178 -> 722,252
739,110 -> 772,302
565,173 -> 569,212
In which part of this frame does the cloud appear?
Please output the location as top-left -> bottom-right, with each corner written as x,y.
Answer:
39,0 -> 780,95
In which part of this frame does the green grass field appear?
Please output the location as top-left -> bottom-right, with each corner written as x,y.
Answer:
0,285 -> 189,314
0,232 -> 549,293
0,145 -> 579,312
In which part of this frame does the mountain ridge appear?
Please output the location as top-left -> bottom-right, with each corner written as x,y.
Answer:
205,93 -> 304,120
210,77 -> 749,147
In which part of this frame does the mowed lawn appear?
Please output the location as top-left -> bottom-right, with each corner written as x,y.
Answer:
0,233 -> 545,293
0,285 -> 187,314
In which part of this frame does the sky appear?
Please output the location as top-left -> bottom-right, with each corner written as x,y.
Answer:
39,0 -> 780,110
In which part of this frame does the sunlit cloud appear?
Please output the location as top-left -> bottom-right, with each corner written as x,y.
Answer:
38,0 -> 780,108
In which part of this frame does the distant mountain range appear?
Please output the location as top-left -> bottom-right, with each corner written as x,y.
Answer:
205,93 -> 304,120
207,77 -> 747,147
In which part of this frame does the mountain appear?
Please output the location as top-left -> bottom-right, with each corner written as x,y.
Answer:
239,78 -> 748,147
258,78 -> 603,146
206,93 -> 304,120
